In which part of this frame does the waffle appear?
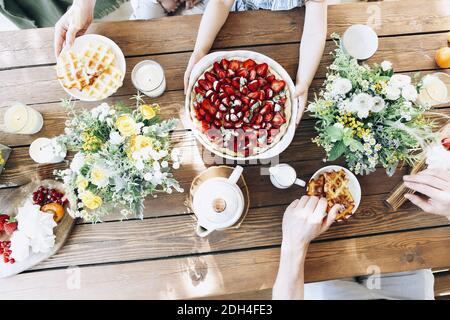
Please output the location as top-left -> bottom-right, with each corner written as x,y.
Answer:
307,169 -> 355,220
56,50 -> 92,91
83,65 -> 123,100
56,41 -> 123,100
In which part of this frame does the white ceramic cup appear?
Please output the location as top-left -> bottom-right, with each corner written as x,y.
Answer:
342,24 -> 378,60
193,165 -> 245,237
269,164 -> 305,189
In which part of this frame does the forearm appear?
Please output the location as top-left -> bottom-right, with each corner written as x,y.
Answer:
272,243 -> 308,300
193,0 -> 234,55
296,1 -> 327,90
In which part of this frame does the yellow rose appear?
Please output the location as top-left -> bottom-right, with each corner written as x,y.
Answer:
140,104 -> 156,120
76,175 -> 89,191
80,191 -> 102,210
129,135 -> 153,154
116,114 -> 137,137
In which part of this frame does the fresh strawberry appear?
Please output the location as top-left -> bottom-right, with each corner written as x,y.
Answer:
213,62 -> 221,73
271,80 -> 286,93
229,60 -> 241,71
241,86 -> 248,95
258,78 -> 268,87
202,99 -> 217,115
259,103 -> 272,115
204,71 -> 217,83
220,58 -> 230,70
4,217 -> 17,236
227,69 -> 235,77
259,90 -> 266,101
248,68 -> 257,81
204,113 -> 212,123
248,91 -> 260,100
223,77 -> 232,85
243,59 -> 256,69
198,79 -> 213,91
0,214 -> 8,232
231,78 -> 241,90
272,112 -> 286,127
194,86 -> 206,96
248,80 -> 259,92
223,85 -> 235,96
213,80 -> 222,91
266,74 -> 275,82
236,68 -> 248,78
254,114 -> 263,125
241,96 -> 250,105
442,138 -> 450,151
217,69 -> 226,79
256,63 -> 268,76
265,88 -> 274,99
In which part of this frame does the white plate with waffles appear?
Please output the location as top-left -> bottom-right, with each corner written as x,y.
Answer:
308,165 -> 361,221
185,50 -> 298,160
56,34 -> 126,101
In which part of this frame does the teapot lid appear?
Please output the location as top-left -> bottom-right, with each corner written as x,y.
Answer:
193,177 -> 244,228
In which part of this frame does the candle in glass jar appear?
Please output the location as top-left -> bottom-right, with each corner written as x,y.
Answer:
3,102 -> 43,134
132,60 -> 166,98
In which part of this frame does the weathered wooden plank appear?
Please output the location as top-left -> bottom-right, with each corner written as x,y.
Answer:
1,32 -> 447,106
2,69 -> 448,148
28,190 -> 449,270
1,0 -> 449,69
2,226 -> 450,299
435,271 -> 450,297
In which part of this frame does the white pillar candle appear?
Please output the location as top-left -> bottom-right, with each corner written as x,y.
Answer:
29,138 -> 65,164
3,102 -> 43,134
132,60 -> 166,98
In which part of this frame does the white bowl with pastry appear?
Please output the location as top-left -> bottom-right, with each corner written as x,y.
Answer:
307,165 -> 361,221
56,34 -> 126,101
185,50 -> 298,161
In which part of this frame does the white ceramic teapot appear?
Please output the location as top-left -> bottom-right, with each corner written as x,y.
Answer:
192,165 -> 244,237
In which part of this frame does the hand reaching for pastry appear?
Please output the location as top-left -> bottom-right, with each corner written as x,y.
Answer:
282,196 -> 341,250
403,169 -> 450,218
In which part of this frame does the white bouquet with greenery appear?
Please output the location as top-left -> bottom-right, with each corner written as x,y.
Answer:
308,35 -> 435,175
55,95 -> 183,222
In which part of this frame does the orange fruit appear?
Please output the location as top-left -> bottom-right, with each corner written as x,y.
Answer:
41,202 -> 65,223
435,47 -> 450,68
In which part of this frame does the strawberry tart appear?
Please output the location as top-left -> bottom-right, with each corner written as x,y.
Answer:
190,57 -> 291,158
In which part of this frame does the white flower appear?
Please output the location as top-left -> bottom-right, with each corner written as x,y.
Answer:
90,163 -> 112,187
426,143 -> 450,171
70,152 -> 85,173
337,99 -> 351,113
349,93 -> 374,119
161,160 -> 169,168
91,103 -> 110,121
380,61 -> 392,71
172,162 -> 180,170
109,131 -> 124,145
401,84 -> 418,102
151,170 -> 164,185
15,201 -> 57,255
135,159 -> 145,171
385,85 -> 401,100
389,74 -> 411,88
331,78 -> 352,96
153,161 -> 161,171
144,172 -> 153,181
371,96 -> 386,112
10,231 -> 30,262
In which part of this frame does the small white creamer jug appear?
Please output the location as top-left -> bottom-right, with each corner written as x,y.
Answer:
193,165 -> 244,237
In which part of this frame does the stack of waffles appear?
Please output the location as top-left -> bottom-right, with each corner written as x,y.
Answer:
56,42 -> 123,100
307,169 -> 355,221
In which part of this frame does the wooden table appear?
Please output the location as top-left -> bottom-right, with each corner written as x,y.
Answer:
1,0 -> 450,300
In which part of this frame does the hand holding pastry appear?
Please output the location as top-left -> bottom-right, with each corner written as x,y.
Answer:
403,169 -> 450,218
54,0 -> 96,57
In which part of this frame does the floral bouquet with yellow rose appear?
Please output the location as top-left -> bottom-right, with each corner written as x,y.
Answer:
308,34 -> 436,176
55,96 -> 182,222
